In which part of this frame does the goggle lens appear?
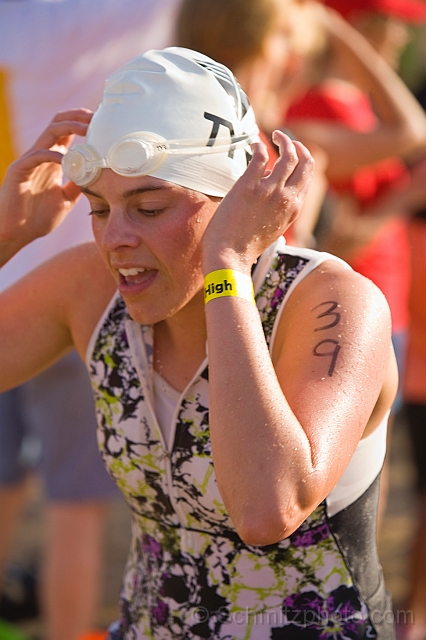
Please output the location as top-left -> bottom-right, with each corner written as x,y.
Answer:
62,145 -> 101,186
107,135 -> 167,177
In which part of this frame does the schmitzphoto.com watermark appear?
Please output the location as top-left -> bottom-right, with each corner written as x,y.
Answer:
190,606 -> 415,628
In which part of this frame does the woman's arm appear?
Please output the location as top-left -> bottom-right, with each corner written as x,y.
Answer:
0,109 -> 116,391
202,132 -> 394,545
0,242 -> 116,392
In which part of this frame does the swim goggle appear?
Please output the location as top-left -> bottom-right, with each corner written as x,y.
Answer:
62,129 -> 259,187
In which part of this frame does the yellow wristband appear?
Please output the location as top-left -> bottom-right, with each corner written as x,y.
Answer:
204,269 -> 255,304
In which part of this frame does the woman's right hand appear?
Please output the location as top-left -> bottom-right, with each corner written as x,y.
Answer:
0,108 -> 92,266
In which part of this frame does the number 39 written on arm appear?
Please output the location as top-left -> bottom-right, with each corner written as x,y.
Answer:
312,301 -> 341,377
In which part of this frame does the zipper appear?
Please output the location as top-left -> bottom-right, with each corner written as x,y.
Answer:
126,319 -> 208,530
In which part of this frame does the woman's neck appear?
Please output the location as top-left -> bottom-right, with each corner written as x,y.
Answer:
153,289 -> 207,392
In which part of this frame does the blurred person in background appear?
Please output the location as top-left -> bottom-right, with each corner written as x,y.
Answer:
175,0 -> 329,249
0,1 -> 180,639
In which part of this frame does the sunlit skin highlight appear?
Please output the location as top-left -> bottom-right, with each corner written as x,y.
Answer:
83,171 -> 221,329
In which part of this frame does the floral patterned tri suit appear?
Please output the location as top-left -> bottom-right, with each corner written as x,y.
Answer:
86,242 -> 394,639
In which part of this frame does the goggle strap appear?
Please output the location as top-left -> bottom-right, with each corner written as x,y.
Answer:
163,131 -> 259,156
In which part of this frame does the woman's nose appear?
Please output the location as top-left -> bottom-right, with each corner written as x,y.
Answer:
97,208 -> 140,251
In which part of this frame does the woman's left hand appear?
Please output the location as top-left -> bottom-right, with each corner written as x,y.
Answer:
202,130 -> 314,273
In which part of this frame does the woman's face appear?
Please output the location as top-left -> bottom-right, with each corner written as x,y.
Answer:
83,170 -> 221,325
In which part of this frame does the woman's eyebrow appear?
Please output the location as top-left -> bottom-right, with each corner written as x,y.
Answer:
80,185 -> 171,199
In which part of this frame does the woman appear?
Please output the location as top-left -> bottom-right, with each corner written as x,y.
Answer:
0,48 -> 397,639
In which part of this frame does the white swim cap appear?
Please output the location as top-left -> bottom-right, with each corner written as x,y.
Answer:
62,47 -> 260,197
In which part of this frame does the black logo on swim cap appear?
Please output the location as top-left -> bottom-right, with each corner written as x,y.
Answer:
204,112 -> 235,159
193,57 -> 250,122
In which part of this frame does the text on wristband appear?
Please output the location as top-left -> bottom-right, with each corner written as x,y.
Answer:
204,269 -> 254,304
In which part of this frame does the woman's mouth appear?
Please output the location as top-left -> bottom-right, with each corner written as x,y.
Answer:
117,267 -> 157,293
118,267 -> 148,285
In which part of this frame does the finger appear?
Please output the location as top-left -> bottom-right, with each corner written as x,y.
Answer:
287,140 -> 315,186
7,149 -> 63,180
62,180 -> 82,205
284,140 -> 315,196
240,140 -> 270,182
266,130 -> 300,186
50,108 -> 93,124
30,121 -> 89,152
270,131 -> 314,191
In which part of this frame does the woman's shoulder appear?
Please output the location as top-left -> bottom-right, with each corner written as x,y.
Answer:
40,242 -> 118,356
43,241 -> 115,298
46,240 -> 108,272
279,252 -> 392,345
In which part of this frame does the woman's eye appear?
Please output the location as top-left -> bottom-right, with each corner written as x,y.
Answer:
89,209 -> 109,217
137,208 -> 165,217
